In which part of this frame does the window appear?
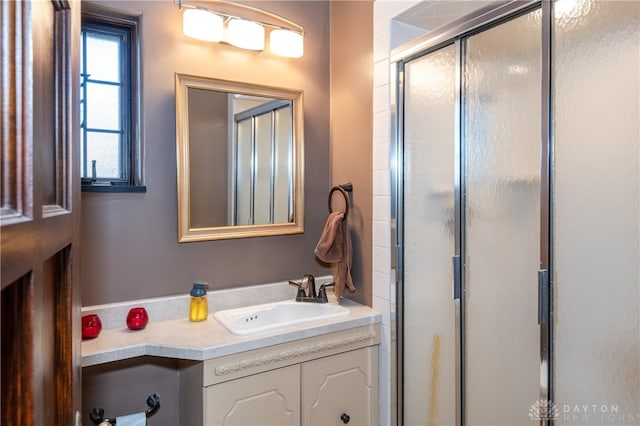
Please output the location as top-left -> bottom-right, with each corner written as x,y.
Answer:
80,10 -> 144,192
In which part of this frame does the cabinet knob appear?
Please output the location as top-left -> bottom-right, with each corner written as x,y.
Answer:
340,413 -> 350,424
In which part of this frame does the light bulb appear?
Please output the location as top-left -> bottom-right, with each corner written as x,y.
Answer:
270,29 -> 303,58
227,19 -> 265,51
183,8 -> 223,42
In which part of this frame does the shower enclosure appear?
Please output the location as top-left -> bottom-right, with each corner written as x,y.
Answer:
391,1 -> 639,425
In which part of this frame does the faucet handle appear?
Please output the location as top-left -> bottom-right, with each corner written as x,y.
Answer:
317,282 -> 335,303
289,280 -> 306,301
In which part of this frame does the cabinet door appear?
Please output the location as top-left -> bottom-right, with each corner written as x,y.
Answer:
302,347 -> 378,426
204,365 -> 300,426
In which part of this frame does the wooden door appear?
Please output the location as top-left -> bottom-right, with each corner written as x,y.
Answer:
1,0 -> 81,424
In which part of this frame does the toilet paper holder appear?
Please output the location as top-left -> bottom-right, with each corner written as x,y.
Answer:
90,393 -> 160,425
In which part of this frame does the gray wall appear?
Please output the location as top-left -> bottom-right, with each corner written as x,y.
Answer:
81,0 -> 333,306
187,88 -> 228,228
81,2 -> 373,422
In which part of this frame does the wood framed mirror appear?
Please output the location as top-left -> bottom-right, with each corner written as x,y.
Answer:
175,73 -> 304,242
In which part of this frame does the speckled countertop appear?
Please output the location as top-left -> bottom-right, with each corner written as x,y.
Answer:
81,277 -> 381,367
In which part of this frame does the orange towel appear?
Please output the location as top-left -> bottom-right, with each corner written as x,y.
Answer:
314,211 -> 356,300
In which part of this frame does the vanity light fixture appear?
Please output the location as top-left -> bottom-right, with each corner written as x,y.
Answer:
227,18 -> 265,51
176,0 -> 304,58
270,29 -> 303,58
182,8 -> 224,42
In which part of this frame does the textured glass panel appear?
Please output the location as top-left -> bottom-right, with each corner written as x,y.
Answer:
273,107 -> 292,223
85,132 -> 121,179
464,10 -> 541,425
403,43 -> 457,426
235,119 -> 252,225
553,1 -> 640,423
253,113 -> 273,225
86,82 -> 120,130
86,33 -> 120,82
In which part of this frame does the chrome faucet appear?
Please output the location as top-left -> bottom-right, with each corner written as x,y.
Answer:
289,275 -> 335,303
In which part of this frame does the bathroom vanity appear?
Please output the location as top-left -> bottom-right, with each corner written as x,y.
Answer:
81,280 -> 381,425
180,325 -> 379,425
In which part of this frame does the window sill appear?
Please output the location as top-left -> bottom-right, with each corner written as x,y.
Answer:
82,184 -> 146,193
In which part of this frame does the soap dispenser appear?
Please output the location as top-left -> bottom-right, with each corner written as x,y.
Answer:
189,282 -> 208,322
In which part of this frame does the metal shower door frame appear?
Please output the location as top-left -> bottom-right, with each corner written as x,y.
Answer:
390,1 -> 554,425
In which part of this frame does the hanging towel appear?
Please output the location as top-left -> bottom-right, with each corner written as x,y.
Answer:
314,211 -> 356,300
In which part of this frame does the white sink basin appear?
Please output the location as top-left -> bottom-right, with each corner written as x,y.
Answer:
214,300 -> 350,336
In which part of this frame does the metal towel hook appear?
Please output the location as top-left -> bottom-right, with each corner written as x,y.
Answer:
328,182 -> 353,218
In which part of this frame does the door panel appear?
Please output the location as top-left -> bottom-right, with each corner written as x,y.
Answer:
1,274 -> 34,424
1,0 -> 81,424
235,119 -> 252,225
402,43 -> 457,426
464,10 -> 542,425
302,348 -> 377,426
205,365 -> 300,426
553,1 -> 640,422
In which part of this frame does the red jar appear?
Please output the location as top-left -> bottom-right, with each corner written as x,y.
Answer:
126,307 -> 149,330
82,314 -> 102,339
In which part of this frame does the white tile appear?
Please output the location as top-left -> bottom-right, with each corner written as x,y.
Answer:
380,324 -> 392,354
373,110 -> 390,140
373,246 -> 391,275
373,169 -> 390,196
373,84 -> 390,114
372,270 -> 390,300
373,138 -> 389,171
379,378 -> 391,418
373,58 -> 390,88
373,295 -> 391,326
373,22 -> 390,63
373,220 -> 390,249
372,2 -> 420,415
373,195 -> 390,222
379,345 -> 391,380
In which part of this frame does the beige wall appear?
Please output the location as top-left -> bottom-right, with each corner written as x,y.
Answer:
330,1 -> 373,305
81,1 -> 373,421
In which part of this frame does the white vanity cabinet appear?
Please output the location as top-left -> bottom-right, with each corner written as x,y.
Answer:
302,346 -> 378,426
180,324 -> 380,426
204,365 -> 301,425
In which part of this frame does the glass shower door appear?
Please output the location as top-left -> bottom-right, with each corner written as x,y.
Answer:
402,43 -> 458,426
464,9 -> 542,425
553,1 -> 640,423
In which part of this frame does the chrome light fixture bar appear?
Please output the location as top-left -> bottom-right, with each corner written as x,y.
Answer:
176,0 -> 304,58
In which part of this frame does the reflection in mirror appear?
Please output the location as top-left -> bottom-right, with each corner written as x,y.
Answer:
176,74 -> 304,242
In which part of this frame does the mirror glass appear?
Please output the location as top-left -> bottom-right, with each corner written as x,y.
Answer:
176,74 -> 304,241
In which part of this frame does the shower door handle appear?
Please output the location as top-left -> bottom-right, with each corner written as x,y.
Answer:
453,255 -> 462,300
538,269 -> 549,325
